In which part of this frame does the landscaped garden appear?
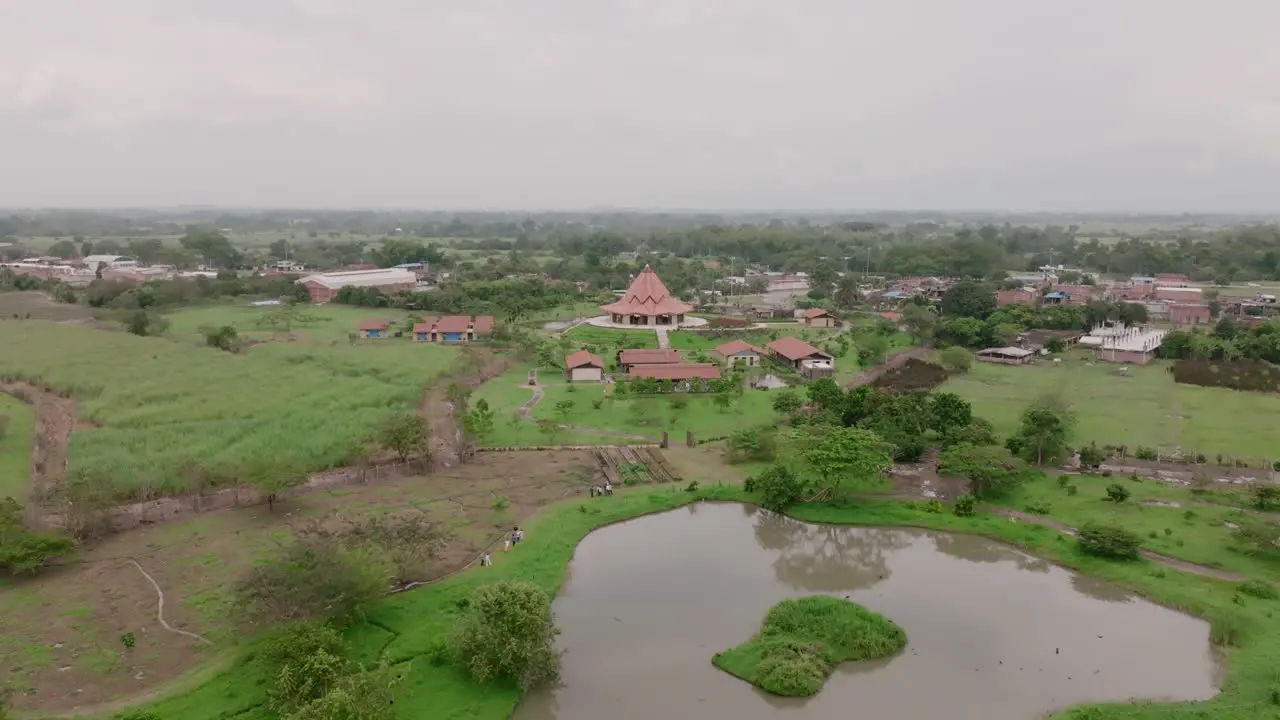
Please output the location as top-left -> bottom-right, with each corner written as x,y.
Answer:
941,352 -> 1280,460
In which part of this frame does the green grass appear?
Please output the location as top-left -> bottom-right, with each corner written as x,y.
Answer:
941,352 -> 1280,459
164,304 -> 412,345
712,596 -> 906,696
991,473 -> 1280,581
0,322 -> 459,499
467,364 -> 629,446
128,485 -> 1280,720
0,392 -> 35,499
563,325 -> 658,349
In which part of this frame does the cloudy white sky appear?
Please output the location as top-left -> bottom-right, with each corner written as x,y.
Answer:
2,0 -> 1278,211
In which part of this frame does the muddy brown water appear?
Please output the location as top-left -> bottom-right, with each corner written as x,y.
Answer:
512,503 -> 1223,720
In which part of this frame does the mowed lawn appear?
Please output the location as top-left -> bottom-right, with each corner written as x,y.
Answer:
942,353 -> 1280,458
563,324 -> 658,349
470,364 -> 780,445
0,322 -> 459,499
0,393 -> 35,499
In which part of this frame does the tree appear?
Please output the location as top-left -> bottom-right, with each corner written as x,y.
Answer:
938,346 -> 973,374
203,325 -> 239,352
1077,524 -> 1142,560
462,398 -> 495,446
1105,483 -> 1130,503
928,393 -> 972,435
940,281 -> 996,320
1252,485 -> 1280,512
752,464 -> 807,511
901,303 -> 937,343
805,378 -> 844,414
285,663 -> 402,720
47,239 -> 78,259
937,443 -> 1027,498
712,392 -> 732,412
245,459 -> 307,512
1077,443 -> 1106,469
941,418 -> 998,448
771,390 -> 804,416
450,581 -> 560,690
1045,337 -> 1066,353
379,412 -> 430,463
179,229 -> 242,268
937,316 -> 985,348
123,309 -> 167,337
1012,404 -> 1073,466
795,425 -> 893,498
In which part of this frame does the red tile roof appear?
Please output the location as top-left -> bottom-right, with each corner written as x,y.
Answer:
802,307 -> 831,319
627,363 -> 721,380
767,337 -> 832,362
599,265 -> 694,317
715,339 -> 763,357
565,350 -> 604,369
471,316 -> 495,334
358,319 -> 391,331
879,311 -> 903,322
434,315 -> 471,333
618,348 -> 682,365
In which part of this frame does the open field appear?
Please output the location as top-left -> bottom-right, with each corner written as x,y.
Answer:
562,324 -> 659,349
0,450 -> 606,715
0,392 -> 35,499
992,472 -> 1280,582
122,480 -> 1280,720
471,363 -> 781,446
941,353 -> 1280,460
0,292 -> 94,323
0,322 -> 459,499
162,303 -> 411,345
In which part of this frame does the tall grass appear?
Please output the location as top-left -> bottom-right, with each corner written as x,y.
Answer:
0,323 -> 459,498
713,595 -> 906,696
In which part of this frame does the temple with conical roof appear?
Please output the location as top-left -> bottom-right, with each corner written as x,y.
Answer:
599,265 -> 694,326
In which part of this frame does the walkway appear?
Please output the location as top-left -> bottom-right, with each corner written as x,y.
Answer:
654,326 -> 670,349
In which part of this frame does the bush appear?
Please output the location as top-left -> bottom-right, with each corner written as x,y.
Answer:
938,346 -> 973,374
0,497 -> 76,574
1023,501 -> 1051,515
953,494 -> 976,517
1208,610 -> 1250,647
260,621 -> 350,714
1134,446 -> 1157,461
1237,579 -> 1278,600
1066,484 -> 1078,496
1105,483 -> 1130,503
1077,443 -> 1106,469
450,581 -> 561,690
938,443 -> 1027,498
921,499 -> 944,514
1056,475 -> 1070,488
1253,485 -> 1280,511
754,465 -> 807,512
1077,524 -> 1142,560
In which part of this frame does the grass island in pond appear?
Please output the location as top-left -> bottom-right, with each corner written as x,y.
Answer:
712,595 -> 907,697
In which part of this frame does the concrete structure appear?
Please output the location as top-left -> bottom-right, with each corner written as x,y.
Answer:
1169,304 -> 1212,327
801,307 -> 839,328
1155,273 -> 1191,286
564,350 -> 604,382
997,288 -> 1038,307
411,315 -> 494,343
1155,286 -> 1203,304
298,268 -> 417,304
599,265 -> 693,326
715,339 -> 763,367
616,348 -> 682,373
358,319 -> 393,339
767,337 -> 835,378
82,254 -> 137,270
627,363 -> 722,381
976,347 -> 1034,365
1084,323 -> 1166,365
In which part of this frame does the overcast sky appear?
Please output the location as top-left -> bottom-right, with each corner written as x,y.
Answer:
2,0 -> 1278,212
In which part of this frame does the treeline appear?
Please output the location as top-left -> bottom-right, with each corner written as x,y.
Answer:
1159,319 -> 1280,364
336,277 -> 587,321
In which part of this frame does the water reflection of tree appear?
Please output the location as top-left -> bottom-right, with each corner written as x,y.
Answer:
930,533 -> 1051,574
1070,572 -> 1133,603
754,513 -> 911,592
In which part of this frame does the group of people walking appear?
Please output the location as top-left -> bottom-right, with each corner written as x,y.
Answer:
479,476 -> 616,570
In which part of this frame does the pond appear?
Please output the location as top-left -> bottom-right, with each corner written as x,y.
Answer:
512,503 -> 1222,720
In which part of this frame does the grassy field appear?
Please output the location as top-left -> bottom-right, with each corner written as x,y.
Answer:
126,482 -> 1280,720
0,322 -> 459,498
162,303 -> 412,345
563,324 -> 659,349
470,364 -> 780,446
941,353 -> 1280,460
0,392 -> 35,499
993,472 -> 1280,581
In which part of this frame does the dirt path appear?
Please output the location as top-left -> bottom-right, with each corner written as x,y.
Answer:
0,380 -> 76,509
419,347 -> 511,467
845,346 -> 931,388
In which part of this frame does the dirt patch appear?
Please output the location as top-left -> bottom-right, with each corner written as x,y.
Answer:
0,292 -> 93,323
0,380 -> 76,509
871,357 -> 950,392
845,346 -> 931,388
1,449 -> 617,715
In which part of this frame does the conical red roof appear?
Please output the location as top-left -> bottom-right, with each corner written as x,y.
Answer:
600,265 -> 693,317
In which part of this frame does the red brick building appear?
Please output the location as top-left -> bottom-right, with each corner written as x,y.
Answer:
298,268 -> 417,304
1169,304 -> 1212,327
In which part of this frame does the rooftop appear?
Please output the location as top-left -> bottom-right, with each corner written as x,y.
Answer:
767,337 -> 832,362
600,265 -> 693,317
300,268 -> 417,290
977,347 -> 1034,358
627,363 -> 721,381
715,339 -> 763,356
618,348 -> 683,365
565,350 -> 604,369
802,307 -> 831,319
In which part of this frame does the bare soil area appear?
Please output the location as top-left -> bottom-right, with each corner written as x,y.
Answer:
0,380 -> 76,508
0,449 -> 608,715
0,292 -> 93,323
420,347 -> 511,467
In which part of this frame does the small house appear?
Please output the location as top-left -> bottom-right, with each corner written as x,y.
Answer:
358,319 -> 392,339
411,315 -> 495,343
766,337 -> 835,379
801,308 -> 840,328
714,339 -> 763,367
616,348 -> 682,373
565,350 -> 604,382
976,347 -> 1035,365
997,289 -> 1038,307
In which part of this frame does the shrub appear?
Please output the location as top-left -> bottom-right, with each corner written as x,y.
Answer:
1163,527 -> 1172,536
1066,484 -> 1078,496
591,397 -> 604,410
669,394 -> 689,410
1183,509 -> 1197,521
1077,524 -> 1142,560
754,465 -> 807,512
1237,580 -> 1278,600
953,494 -> 976,517
1253,485 -> 1280,511
492,495 -> 509,511
450,581 -> 560,690
1077,443 -> 1106,470
235,531 -> 395,625
260,621 -> 350,714
1105,483 -> 1130,503
1134,446 -> 1157,461
938,443 -> 1027,498
1023,501 -> 1051,515
1208,610 -> 1250,647
1056,475 -> 1070,488
921,499 -> 944,514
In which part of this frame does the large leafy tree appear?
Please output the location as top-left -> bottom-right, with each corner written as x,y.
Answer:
940,280 -> 996,320
938,443 -> 1027,498
794,425 -> 893,499
1009,404 -> 1073,466
451,581 -> 561,690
